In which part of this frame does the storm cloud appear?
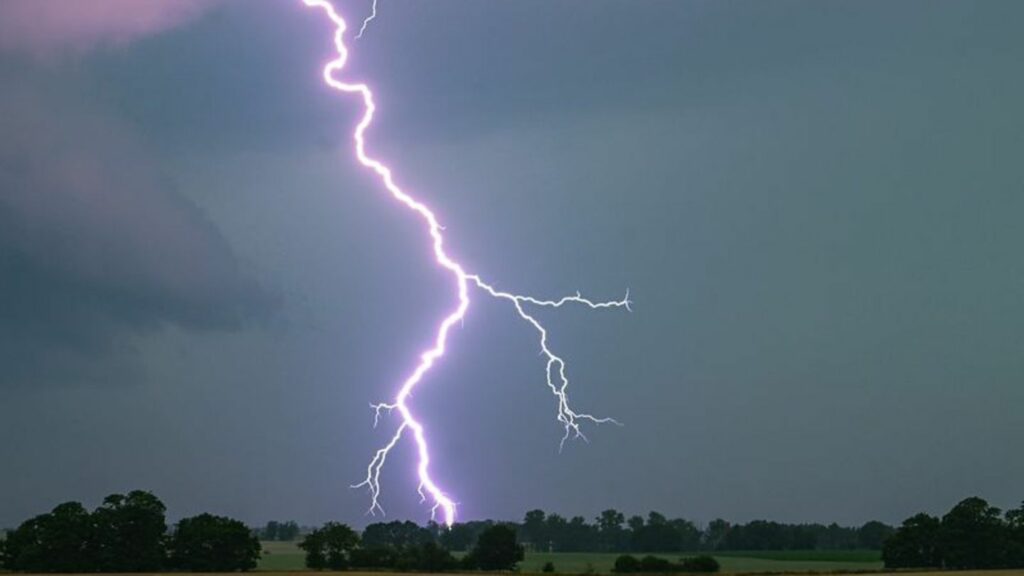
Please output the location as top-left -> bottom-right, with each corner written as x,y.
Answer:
0,0 -> 222,58
0,86 -> 273,387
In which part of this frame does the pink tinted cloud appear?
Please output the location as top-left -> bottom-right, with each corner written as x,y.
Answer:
0,0 -> 220,57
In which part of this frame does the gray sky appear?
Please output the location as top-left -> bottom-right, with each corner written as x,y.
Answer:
2,0 -> 1023,529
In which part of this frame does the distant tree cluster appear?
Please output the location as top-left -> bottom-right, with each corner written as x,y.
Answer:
299,520 -> 523,572
0,491 -> 260,573
257,520 -> 301,541
613,554 -> 720,573
884,497 -> 1024,569
514,509 -> 892,553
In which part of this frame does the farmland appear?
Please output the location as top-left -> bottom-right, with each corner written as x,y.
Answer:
257,542 -> 884,573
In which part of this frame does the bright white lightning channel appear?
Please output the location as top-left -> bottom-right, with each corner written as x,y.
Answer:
303,0 -> 631,527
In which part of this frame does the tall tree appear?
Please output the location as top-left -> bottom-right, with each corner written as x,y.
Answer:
1006,502 -> 1024,567
596,509 -> 627,552
300,522 -> 359,571
168,513 -> 261,572
278,521 -> 301,541
882,513 -> 941,568
91,490 -> 167,572
362,520 -> 433,551
440,521 -> 491,552
672,518 -> 702,551
522,510 -> 548,550
262,521 -> 280,541
857,521 -> 895,550
0,502 -> 94,572
940,496 -> 1007,569
465,524 -> 524,571
703,519 -> 730,551
546,514 -> 569,551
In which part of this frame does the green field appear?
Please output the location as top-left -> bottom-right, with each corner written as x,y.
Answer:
511,551 -> 881,574
259,540 -> 308,571
257,542 -> 882,573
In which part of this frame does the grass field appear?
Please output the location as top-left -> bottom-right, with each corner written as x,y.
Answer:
259,540 -> 308,571
9,565 -> 1024,569
257,542 -> 883,573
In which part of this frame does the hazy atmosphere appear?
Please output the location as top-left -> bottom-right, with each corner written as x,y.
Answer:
2,0 -> 1023,531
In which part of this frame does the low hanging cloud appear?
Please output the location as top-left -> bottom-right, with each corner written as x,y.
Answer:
0,0 -> 221,57
0,86 -> 274,387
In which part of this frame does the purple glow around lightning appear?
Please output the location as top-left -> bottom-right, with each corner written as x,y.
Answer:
302,0 -> 631,527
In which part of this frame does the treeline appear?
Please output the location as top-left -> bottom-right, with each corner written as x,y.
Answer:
613,554 -> 719,573
884,496 -> 1024,569
0,491 -> 260,573
295,519 -> 716,573
298,521 -> 524,572
255,520 -> 301,541
454,509 -> 894,553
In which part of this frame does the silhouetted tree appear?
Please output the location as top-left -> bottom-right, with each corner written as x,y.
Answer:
362,520 -> 434,551
702,519 -> 729,551
882,513 -> 941,568
857,520 -> 895,550
262,520 -> 280,541
627,515 -> 645,534
597,509 -> 628,552
671,518 -> 702,550
168,513 -> 260,572
260,520 -> 300,542
91,490 -> 167,572
632,512 -> 683,552
522,510 -> 548,550
0,502 -> 94,572
300,522 -> 359,570
440,520 -> 491,552
1006,502 -> 1024,567
394,541 -> 459,572
545,514 -> 569,551
564,516 -> 597,551
465,524 -> 524,571
940,496 -> 1007,569
281,521 -> 301,541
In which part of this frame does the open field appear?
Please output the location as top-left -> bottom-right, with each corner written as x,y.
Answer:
257,542 -> 883,573
711,551 -> 882,563
517,552 -> 881,574
9,565 -> 1024,569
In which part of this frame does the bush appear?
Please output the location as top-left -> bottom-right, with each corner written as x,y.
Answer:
614,554 -> 718,573
542,561 -> 556,573
680,555 -> 720,573
640,555 -> 675,572
614,555 -> 642,573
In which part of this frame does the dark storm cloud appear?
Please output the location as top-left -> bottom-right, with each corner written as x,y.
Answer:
0,0 -> 222,58
0,86 -> 274,387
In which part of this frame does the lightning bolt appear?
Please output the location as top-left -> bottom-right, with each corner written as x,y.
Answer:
355,0 -> 378,39
302,0 -> 630,527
